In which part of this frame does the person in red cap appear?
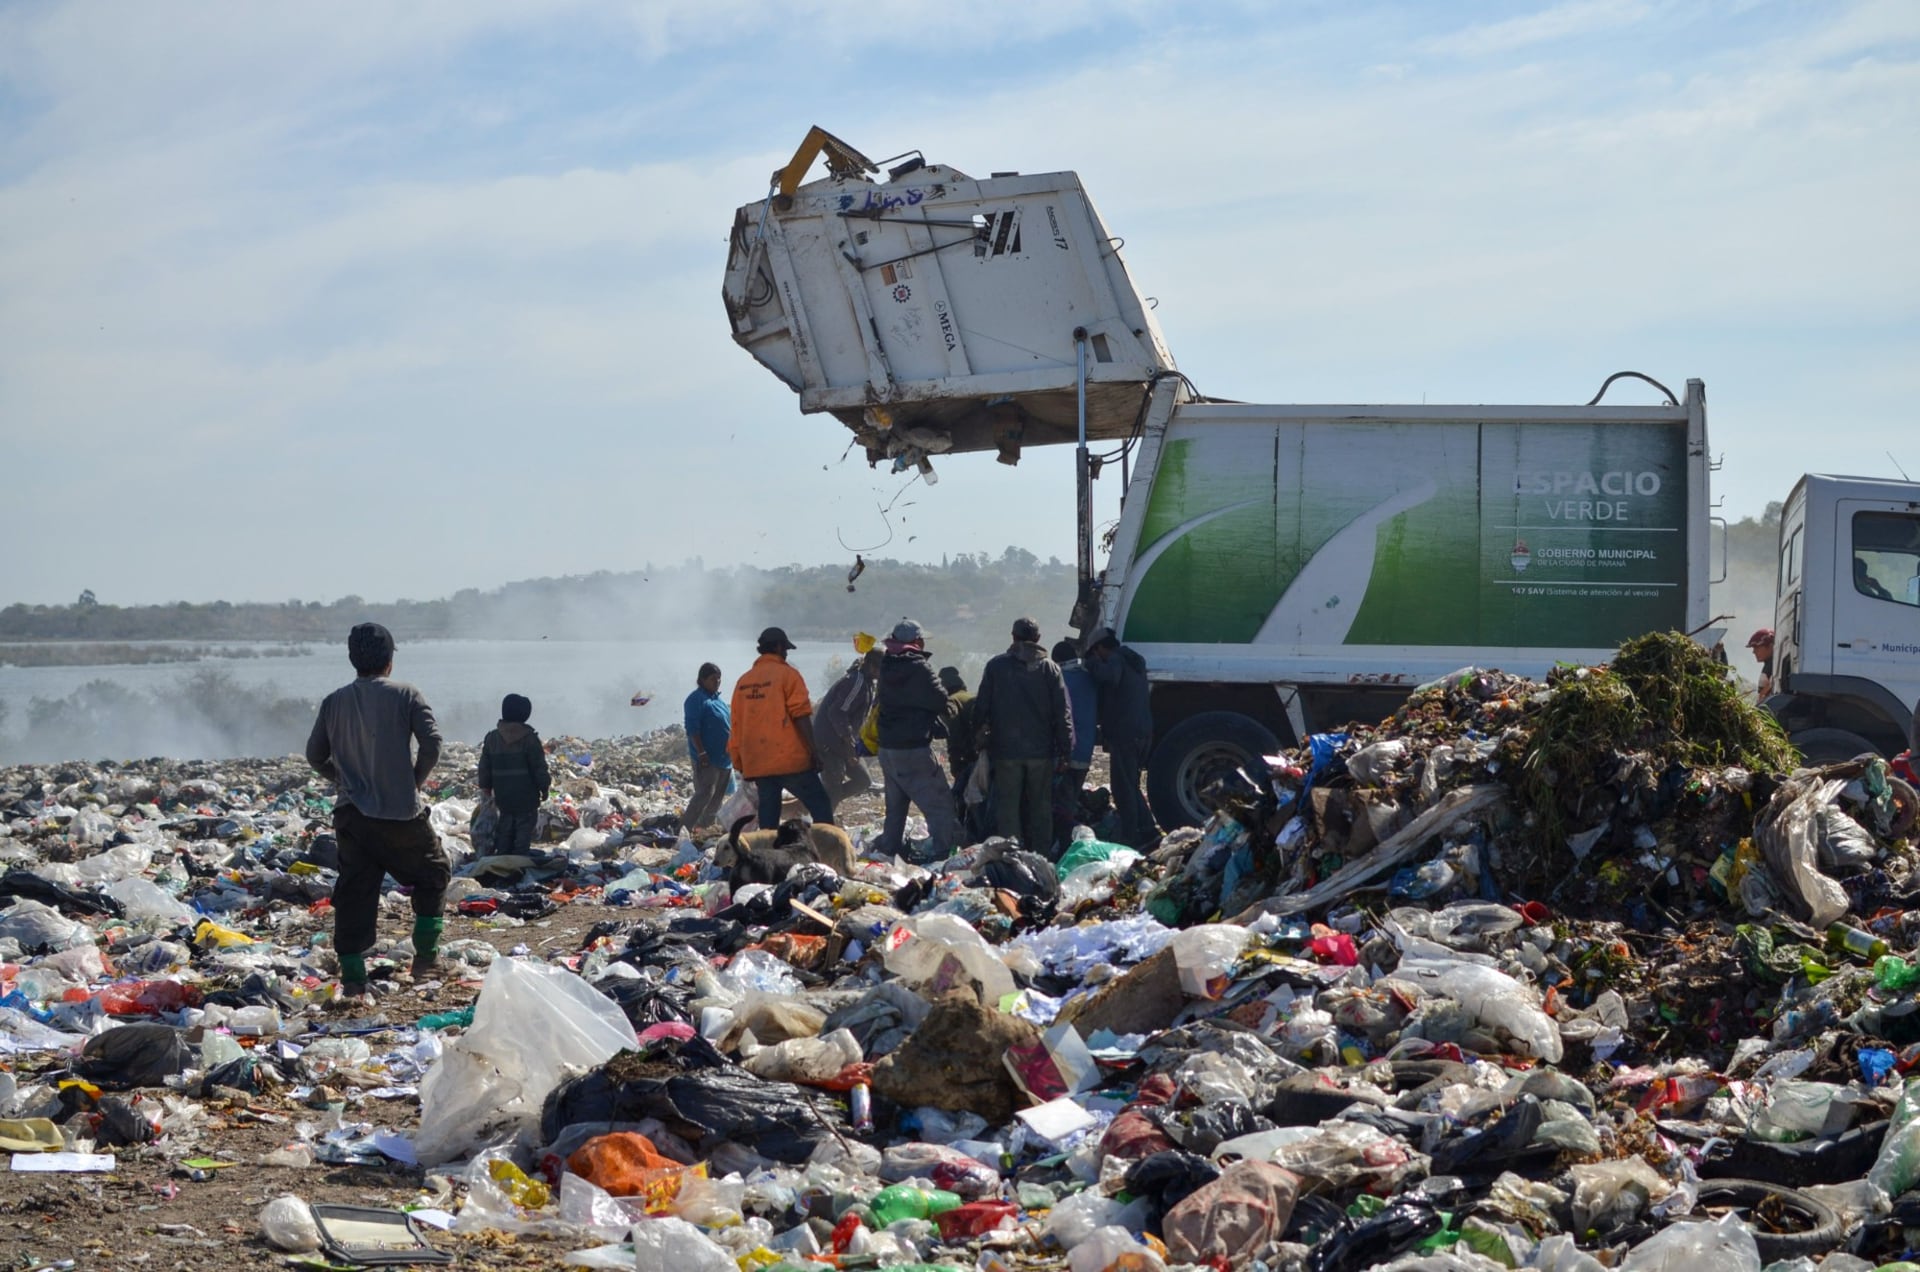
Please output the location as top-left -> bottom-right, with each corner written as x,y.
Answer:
1747,628 -> 1776,702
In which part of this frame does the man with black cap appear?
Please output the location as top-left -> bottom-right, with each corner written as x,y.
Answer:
974,617 -> 1072,856
305,623 -> 448,998
1086,626 -> 1159,847
478,693 -> 551,855
873,618 -> 958,858
729,627 -> 836,828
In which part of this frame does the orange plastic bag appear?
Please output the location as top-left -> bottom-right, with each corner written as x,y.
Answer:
566,1133 -> 704,1211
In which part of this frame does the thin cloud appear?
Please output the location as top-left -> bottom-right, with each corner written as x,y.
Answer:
1424,0 -> 1653,59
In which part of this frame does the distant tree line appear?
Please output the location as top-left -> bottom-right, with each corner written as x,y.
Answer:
0,548 -> 1079,651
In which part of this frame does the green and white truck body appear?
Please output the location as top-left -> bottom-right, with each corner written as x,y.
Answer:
723,137 -> 1912,827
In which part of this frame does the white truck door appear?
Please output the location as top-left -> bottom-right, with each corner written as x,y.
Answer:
1830,497 -> 1920,708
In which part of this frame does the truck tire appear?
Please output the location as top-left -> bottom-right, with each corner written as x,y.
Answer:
1673,1178 -> 1842,1260
1791,727 -> 1880,765
1147,711 -> 1282,829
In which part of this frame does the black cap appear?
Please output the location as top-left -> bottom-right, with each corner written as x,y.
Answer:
758,626 -> 797,653
501,694 -> 532,723
938,666 -> 966,693
347,622 -> 395,675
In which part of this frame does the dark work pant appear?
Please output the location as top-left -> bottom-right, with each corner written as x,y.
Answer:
1109,739 -> 1159,846
755,770 -> 836,829
682,760 -> 730,829
332,803 -> 453,958
816,734 -> 874,804
493,806 -> 536,854
993,756 -> 1055,857
877,745 -> 960,858
1053,763 -> 1088,848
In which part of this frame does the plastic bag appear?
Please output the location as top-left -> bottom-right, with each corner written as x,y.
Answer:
1169,924 -> 1253,999
882,913 -> 1016,1006
1756,776 -> 1849,928
1618,1212 -> 1760,1272
1069,1225 -> 1167,1272
75,1023 -> 192,1090
1163,1160 -> 1299,1268
259,1195 -> 322,1253
1041,1189 -> 1151,1249
1059,851 -> 1143,910
101,877 -> 196,925
415,957 -> 638,1165
742,1028 -> 862,1082
632,1215 -> 735,1272
1869,1077 -> 1920,1198
715,785 -> 756,831
1394,955 -> 1562,1063
1570,1159 -> 1672,1235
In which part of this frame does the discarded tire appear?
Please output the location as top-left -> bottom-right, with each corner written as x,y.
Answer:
1673,1178 -> 1842,1260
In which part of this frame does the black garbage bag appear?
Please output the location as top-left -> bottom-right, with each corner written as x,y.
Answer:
1153,1100 -> 1275,1155
980,851 -> 1059,905
302,832 -> 341,871
599,979 -> 695,1030
773,863 -> 843,915
1124,1151 -> 1219,1230
542,1058 -> 829,1164
75,1024 -> 191,1090
201,1055 -> 267,1096
0,869 -> 123,919
96,1097 -> 157,1147
1427,1094 -> 1552,1180
1307,1197 -> 1443,1272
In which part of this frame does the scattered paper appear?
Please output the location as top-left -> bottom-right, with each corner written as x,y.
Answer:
371,1131 -> 418,1165
13,1151 -> 114,1172
407,1208 -> 455,1231
1014,1097 -> 1096,1143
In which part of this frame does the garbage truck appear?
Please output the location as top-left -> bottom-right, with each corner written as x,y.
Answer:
722,129 -> 1920,825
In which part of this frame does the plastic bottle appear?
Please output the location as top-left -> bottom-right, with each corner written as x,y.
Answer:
868,1185 -> 962,1226
488,1158 -> 552,1208
1827,922 -> 1890,961
1879,956 -> 1920,992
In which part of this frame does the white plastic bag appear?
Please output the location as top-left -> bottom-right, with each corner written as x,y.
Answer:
1619,1212 -> 1760,1272
632,1216 -> 735,1272
259,1195 -> 322,1253
742,1028 -> 862,1082
415,957 -> 638,1165
715,785 -> 756,830
882,913 -> 1016,1006
101,877 -> 197,926
1169,924 -> 1253,999
1396,955 -> 1563,1063
1069,1224 -> 1166,1272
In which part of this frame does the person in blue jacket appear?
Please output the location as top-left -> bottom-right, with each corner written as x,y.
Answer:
681,662 -> 733,831
1052,639 -> 1098,845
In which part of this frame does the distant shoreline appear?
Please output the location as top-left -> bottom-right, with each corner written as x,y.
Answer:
0,642 -> 315,668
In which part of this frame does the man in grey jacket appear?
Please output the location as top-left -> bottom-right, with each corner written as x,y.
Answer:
305,623 -> 449,998
975,617 -> 1072,857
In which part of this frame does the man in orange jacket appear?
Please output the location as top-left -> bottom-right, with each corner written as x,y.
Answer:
729,626 -> 837,829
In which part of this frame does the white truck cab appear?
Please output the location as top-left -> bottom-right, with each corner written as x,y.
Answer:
1770,475 -> 1920,761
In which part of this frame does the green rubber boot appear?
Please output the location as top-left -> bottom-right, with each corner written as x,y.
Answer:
337,951 -> 370,999
411,916 -> 445,980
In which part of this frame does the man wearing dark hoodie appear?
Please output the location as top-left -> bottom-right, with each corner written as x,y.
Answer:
974,617 -> 1072,856
1087,626 -> 1160,847
873,618 -> 958,859
479,693 -> 552,855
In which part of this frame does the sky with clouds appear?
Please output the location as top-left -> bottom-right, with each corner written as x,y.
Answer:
1,0 -> 1915,606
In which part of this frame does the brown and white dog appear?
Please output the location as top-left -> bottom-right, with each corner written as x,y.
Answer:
717,815 -> 858,886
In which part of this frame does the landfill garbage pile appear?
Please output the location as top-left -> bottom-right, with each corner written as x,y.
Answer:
5,636 -> 1920,1271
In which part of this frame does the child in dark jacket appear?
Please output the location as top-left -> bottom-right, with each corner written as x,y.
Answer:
478,694 -> 552,854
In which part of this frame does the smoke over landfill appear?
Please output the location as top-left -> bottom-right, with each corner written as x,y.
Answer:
0,553 -> 1080,764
